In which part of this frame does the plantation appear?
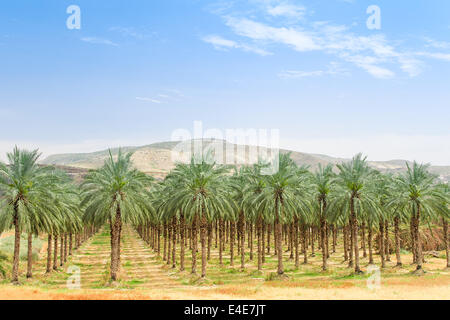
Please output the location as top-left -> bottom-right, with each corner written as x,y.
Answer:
0,146 -> 448,299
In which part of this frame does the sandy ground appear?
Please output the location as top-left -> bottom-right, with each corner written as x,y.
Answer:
1,225 -> 449,300
0,278 -> 449,300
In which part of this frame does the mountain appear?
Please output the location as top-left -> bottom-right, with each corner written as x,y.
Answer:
41,139 -> 450,182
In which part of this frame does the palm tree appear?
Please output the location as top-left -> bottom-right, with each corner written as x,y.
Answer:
0,147 -> 61,282
388,162 -> 447,272
163,152 -> 234,278
81,149 -> 153,280
329,153 -> 379,274
310,164 -> 335,271
254,153 -> 299,275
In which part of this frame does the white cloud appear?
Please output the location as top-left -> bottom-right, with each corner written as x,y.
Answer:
416,52 -> 450,62
278,70 -> 324,78
225,17 -> 320,52
424,38 -> 450,50
81,37 -> 118,46
136,97 -> 162,104
278,62 -> 349,79
267,3 -> 305,20
202,34 -> 272,56
204,4 -> 450,79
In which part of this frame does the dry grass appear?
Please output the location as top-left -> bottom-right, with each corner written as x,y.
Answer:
1,225 -> 449,300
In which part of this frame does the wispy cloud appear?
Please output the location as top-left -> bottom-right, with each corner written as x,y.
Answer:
416,52 -> 450,62
202,35 -> 272,56
81,37 -> 118,46
136,90 -> 185,104
424,37 -> 450,50
136,97 -> 162,104
266,3 -> 305,20
279,62 -> 349,79
203,2 -> 450,79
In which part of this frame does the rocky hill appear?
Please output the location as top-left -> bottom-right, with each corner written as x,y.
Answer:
41,139 -> 450,182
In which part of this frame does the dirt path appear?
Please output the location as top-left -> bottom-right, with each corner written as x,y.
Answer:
38,225 -> 185,291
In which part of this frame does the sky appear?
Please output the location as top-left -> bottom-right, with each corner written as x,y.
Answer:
0,0 -> 449,164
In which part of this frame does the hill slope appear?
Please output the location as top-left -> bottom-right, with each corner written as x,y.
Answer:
41,140 -> 450,182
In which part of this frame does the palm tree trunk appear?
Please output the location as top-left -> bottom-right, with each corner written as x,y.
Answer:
219,218 -> 224,266
64,233 -> 68,263
266,223 -> 271,255
26,233 -> 33,278
180,211 -> 185,271
257,215 -> 262,271
262,222 -> 266,263
332,224 -> 337,253
69,233 -> 73,256
325,221 -> 330,258
53,235 -> 58,270
230,221 -> 235,266
320,199 -> 327,271
379,221 -> 386,268
60,235 -> 64,266
351,197 -> 361,273
394,216 -> 402,266
294,216 -> 299,268
191,215 -> 198,274
275,198 -> 284,275
311,227 -> 315,257
11,203 -> 21,283
368,225 -> 374,264
249,223 -> 253,261
200,209 -> 208,278
46,234 -> 52,273
172,216 -> 177,268
167,220 -> 172,266
207,222 -> 212,261
343,224 -> 348,261
110,206 -> 122,281
163,223 -> 167,261
410,215 -> 417,264
361,222 -> 367,258
289,223 -> 294,259
215,220 -> 218,249
239,210 -> 245,271
348,222 -> 354,268
415,205 -> 423,271
302,224 -> 308,264
385,221 -> 391,262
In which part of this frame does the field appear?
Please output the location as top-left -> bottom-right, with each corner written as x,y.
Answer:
0,225 -> 448,300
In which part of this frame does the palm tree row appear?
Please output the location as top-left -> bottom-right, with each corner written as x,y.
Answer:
1,147 -> 448,282
135,152 -> 449,279
0,147 -> 95,282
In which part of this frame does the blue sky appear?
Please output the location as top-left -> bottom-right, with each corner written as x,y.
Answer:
0,0 -> 449,164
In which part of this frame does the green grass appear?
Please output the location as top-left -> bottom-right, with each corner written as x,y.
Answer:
0,234 -> 44,261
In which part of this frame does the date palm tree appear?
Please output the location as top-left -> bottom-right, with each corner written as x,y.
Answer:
388,162 -> 447,273
329,153 -> 379,274
81,149 -> 153,281
310,164 -> 335,271
254,153 -> 300,275
0,147 -> 61,283
164,153 -> 235,278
